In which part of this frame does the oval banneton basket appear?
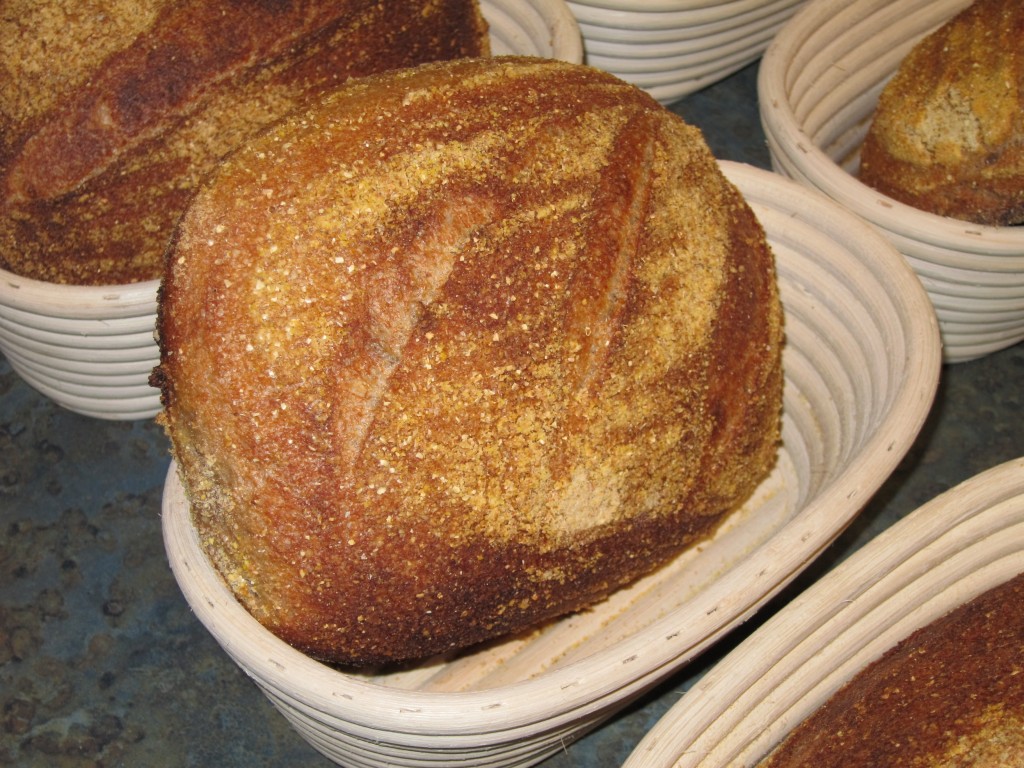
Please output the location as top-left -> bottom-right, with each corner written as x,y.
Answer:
0,0 -> 582,422
567,0 -> 806,104
161,161 -> 941,768
0,275 -> 161,421
758,0 -> 1024,364
624,456 -> 1024,768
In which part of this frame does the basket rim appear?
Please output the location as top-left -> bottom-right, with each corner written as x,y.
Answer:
0,265 -> 160,318
624,455 -> 1024,767
569,0 -> 802,29
487,0 -> 584,63
757,0 -> 1024,264
160,162 -> 942,744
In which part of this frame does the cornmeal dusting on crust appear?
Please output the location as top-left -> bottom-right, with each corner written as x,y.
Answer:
934,704 -> 1024,767
760,572 -> 1024,767
0,0 -> 161,121
859,0 -> 1024,225
153,56 -> 784,666
0,0 -> 490,285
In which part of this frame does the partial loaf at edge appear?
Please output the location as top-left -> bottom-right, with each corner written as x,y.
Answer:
152,56 -> 784,667
760,571 -> 1024,766
0,0 -> 489,285
859,0 -> 1024,226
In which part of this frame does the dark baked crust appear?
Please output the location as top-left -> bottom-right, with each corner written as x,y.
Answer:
152,56 -> 783,667
859,0 -> 1024,226
761,572 -> 1024,766
0,0 -> 489,285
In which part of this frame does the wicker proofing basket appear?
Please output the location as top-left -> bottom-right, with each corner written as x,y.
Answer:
0,0 -> 583,422
758,0 -> 1024,364
567,0 -> 806,103
624,455 -> 1024,768
161,162 -> 941,768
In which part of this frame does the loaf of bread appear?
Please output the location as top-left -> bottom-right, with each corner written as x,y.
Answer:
859,0 -> 1024,225
760,571 -> 1024,766
0,0 -> 489,286
151,56 -> 784,667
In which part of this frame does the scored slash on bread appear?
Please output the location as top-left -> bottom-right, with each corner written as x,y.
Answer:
153,56 -> 784,667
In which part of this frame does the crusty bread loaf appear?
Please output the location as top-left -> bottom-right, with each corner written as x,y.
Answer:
760,571 -> 1024,766
151,56 -> 784,667
859,0 -> 1024,225
0,0 -> 489,286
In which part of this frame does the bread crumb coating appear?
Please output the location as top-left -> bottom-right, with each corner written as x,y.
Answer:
761,572 -> 1024,767
0,0 -> 489,284
860,0 -> 1024,225
153,56 -> 783,666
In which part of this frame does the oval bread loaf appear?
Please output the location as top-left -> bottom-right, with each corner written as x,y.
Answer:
859,0 -> 1024,225
0,0 -> 488,285
152,56 -> 784,667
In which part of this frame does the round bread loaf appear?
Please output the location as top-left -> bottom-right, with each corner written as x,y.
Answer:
859,0 -> 1024,226
0,0 -> 488,285
152,56 -> 784,667
760,571 -> 1024,766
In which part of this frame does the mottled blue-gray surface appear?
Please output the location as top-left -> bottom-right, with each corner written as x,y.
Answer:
2,61 -> 1022,767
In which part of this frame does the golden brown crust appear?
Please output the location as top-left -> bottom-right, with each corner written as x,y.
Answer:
760,572 -> 1024,767
153,56 -> 783,666
0,0 -> 489,285
859,0 -> 1024,225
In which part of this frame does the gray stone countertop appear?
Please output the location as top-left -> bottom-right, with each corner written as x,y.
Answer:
2,62 -> 1022,767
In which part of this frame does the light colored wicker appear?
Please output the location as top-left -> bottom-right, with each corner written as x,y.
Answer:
0,275 -> 160,420
0,0 -> 582,421
484,0 -> 583,59
162,162 -> 941,768
625,456 -> 1024,768
567,0 -> 805,103
759,0 -> 1024,363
